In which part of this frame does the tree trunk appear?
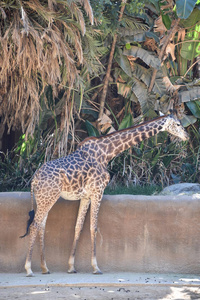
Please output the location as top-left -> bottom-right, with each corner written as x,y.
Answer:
98,0 -> 127,124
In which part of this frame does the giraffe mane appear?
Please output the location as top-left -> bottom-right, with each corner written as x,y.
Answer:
78,136 -> 98,147
78,115 -> 169,147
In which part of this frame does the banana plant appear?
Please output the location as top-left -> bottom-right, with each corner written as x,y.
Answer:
112,0 -> 200,127
114,42 -> 169,117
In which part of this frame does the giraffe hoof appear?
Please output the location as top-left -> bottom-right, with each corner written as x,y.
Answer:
93,269 -> 103,275
68,267 -> 77,274
26,272 -> 35,277
42,270 -> 50,275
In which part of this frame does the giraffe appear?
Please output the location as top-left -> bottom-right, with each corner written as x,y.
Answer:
21,112 -> 189,276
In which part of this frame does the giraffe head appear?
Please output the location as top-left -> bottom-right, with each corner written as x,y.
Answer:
161,113 -> 189,141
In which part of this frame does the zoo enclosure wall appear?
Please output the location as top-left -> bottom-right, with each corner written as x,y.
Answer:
0,192 -> 200,274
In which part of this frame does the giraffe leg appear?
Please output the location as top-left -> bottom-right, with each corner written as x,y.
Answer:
25,222 -> 38,277
38,215 -> 50,274
90,194 -> 103,274
25,199 -> 58,277
68,198 -> 91,273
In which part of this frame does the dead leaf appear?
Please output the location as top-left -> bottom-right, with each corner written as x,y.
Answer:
154,16 -> 167,36
163,76 -> 181,93
98,113 -> 115,134
165,42 -> 176,61
144,38 -> 158,52
177,29 -> 185,42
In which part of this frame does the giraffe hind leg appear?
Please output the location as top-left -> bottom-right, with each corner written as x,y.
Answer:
38,215 -> 50,274
24,204 -> 57,276
25,212 -> 49,277
25,222 -> 38,277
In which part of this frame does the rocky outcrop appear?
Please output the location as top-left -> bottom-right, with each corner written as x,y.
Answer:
160,183 -> 200,195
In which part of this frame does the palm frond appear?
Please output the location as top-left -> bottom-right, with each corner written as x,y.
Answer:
0,0 -> 95,141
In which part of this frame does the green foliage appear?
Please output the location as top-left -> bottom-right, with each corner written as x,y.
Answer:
85,120 -> 100,137
123,46 -> 161,69
186,100 -> 200,118
1,0 -> 200,193
104,184 -> 162,195
180,8 -> 200,60
176,0 -> 197,19
91,0 -> 146,28
0,149 -> 38,192
107,133 -> 195,187
114,46 -> 166,116
161,12 -> 171,30
118,113 -> 134,130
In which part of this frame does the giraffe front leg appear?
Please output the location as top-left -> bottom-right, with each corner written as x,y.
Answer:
90,194 -> 103,274
68,198 -> 91,273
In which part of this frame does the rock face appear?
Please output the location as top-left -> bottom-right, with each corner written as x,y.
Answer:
160,183 -> 200,195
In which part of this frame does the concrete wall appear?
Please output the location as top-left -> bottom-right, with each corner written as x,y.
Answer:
1,192 -> 200,274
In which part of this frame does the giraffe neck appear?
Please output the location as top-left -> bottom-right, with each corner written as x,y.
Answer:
80,116 -> 167,167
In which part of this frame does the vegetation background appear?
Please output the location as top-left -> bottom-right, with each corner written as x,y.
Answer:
0,0 -> 200,193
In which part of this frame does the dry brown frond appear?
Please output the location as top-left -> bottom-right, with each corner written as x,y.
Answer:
0,7 -> 6,19
80,0 -> 94,25
0,0 -> 96,155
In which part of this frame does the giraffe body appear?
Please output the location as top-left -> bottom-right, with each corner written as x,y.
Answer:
22,113 -> 188,276
33,152 -> 109,202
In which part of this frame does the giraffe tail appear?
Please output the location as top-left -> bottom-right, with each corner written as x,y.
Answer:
20,182 -> 35,238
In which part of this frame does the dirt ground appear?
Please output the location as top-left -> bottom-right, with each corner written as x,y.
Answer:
1,273 -> 200,300
1,285 -> 200,300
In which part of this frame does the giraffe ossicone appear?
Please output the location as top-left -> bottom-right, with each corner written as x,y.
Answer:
21,112 -> 188,276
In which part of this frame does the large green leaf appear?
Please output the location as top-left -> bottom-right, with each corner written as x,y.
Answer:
115,52 -> 132,77
180,26 -> 200,60
161,12 -> 171,30
123,46 -> 161,69
176,0 -> 197,19
147,0 -> 160,13
132,64 -> 167,96
145,32 -> 160,43
178,87 -> 200,103
186,100 -> 200,118
118,113 -> 134,130
85,121 -> 99,137
181,114 -> 197,126
180,9 -> 200,60
119,30 -> 160,44
131,78 -> 156,116
180,7 -> 200,27
115,52 -> 166,96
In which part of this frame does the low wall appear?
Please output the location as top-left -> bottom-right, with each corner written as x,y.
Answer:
1,192 -> 200,274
